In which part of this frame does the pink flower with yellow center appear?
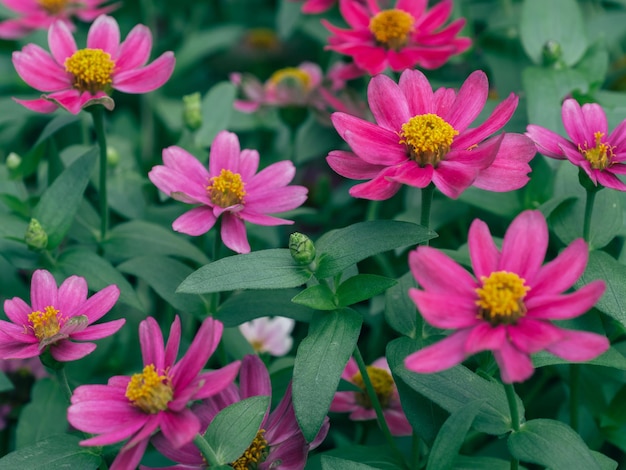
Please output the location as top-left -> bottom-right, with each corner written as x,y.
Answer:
322,0 -> 471,74
0,269 -> 123,362
67,316 -> 241,470
526,98 -> 626,191
327,69 -> 536,200
148,130 -> 308,254
331,356 -> 411,436
0,0 -> 118,39
404,210 -> 610,383
12,14 -> 175,114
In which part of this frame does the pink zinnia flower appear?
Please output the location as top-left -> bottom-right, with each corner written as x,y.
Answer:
326,69 -> 535,200
12,14 -> 175,114
526,98 -> 626,191
294,0 -> 337,14
404,210 -> 610,383
323,0 -> 471,74
148,130 -> 308,254
0,269 -> 123,362
331,356 -> 411,436
239,316 -> 295,356
67,316 -> 241,470
0,0 -> 118,39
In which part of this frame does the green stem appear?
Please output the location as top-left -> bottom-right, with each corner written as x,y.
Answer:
55,367 -> 73,403
193,434 -> 220,467
90,106 -> 109,242
411,432 -> 421,469
420,184 -> 435,246
47,137 -> 62,185
503,382 -> 520,470
582,188 -> 597,243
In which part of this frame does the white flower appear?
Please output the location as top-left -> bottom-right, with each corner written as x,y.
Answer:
239,317 -> 295,356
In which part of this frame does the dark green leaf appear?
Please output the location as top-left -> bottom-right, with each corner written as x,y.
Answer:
321,456 -> 379,470
459,188 -> 522,217
336,274 -> 396,307
195,82 -> 237,148
532,346 -> 626,370
276,0 -> 302,39
384,271 -> 418,337
291,284 -> 337,310
174,26 -> 244,74
306,445 -> 405,470
216,289 -> 313,326
0,213 -> 28,241
0,371 -> 13,393
452,456 -> 512,470
16,379 -> 68,448
34,114 -> 80,148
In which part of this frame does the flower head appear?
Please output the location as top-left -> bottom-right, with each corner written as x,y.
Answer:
526,98 -> 626,191
12,14 -> 175,114
323,0 -> 471,74
404,210 -> 609,383
327,69 -> 535,200
67,316 -> 241,470
0,269 -> 123,362
148,130 -> 308,254
331,356 -> 411,436
239,316 -> 296,356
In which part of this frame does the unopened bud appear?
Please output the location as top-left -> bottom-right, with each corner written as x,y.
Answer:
6,152 -> 21,170
289,232 -> 316,265
542,40 -> 563,67
183,92 -> 203,131
106,147 -> 120,166
25,218 -> 48,251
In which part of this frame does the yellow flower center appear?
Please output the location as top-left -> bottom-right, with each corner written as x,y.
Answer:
125,364 -> 173,414
579,131 -> 614,170
399,114 -> 459,166
369,9 -> 415,50
207,169 -> 246,208
28,306 -> 63,341
64,48 -> 115,94
351,366 -> 395,409
268,67 -> 312,91
38,0 -> 68,14
231,429 -> 269,470
245,28 -> 279,50
475,271 -> 530,326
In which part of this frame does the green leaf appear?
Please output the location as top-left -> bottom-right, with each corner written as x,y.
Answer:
590,451 -> 618,470
452,456 -> 512,470
0,213 -> 28,241
33,114 -> 80,148
202,395 -> 269,464
33,147 -> 98,249
216,289 -> 313,326
195,82 -> 237,148
294,113 -> 341,165
384,272 -> 418,337
508,419 -> 600,469
532,346 -> 626,370
293,309 -> 362,442
321,456 -> 379,470
177,249 -> 312,294
306,445 -> 405,470
0,371 -> 13,393
291,283 -> 337,310
276,0 -> 302,39
336,274 -> 397,308
315,221 -> 435,279
459,188 -> 522,218
174,25 -> 244,74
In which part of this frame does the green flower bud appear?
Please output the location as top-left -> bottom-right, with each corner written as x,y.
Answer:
106,146 -> 120,167
25,218 -> 48,251
542,40 -> 563,67
183,92 -> 203,131
289,232 -> 316,265
6,152 -> 21,170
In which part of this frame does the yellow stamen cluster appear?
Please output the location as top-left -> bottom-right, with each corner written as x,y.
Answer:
399,114 -> 458,166
475,271 -> 530,326
28,306 -> 62,341
352,366 -> 395,409
207,169 -> 246,208
125,364 -> 173,414
369,9 -> 415,50
579,131 -> 614,170
64,48 -> 115,94
268,67 -> 312,91
38,0 -> 68,14
231,429 -> 269,470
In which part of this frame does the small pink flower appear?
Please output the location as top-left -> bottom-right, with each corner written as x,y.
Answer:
526,98 -> 626,191
404,210 -> 609,384
0,0 -> 119,39
12,14 -> 175,114
323,0 -> 471,74
331,356 -> 411,436
148,130 -> 308,254
294,0 -> 338,14
327,69 -> 535,200
67,316 -> 241,470
0,269 -> 123,362
239,316 -> 295,356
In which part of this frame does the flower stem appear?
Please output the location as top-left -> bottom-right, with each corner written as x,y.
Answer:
582,187 -> 597,243
503,382 -> 520,470
420,184 -> 435,246
193,434 -> 221,467
90,106 -> 109,242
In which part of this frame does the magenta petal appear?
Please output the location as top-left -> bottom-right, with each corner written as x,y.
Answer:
182,361 -> 242,402
562,98 -> 597,145
409,290 -> 479,329
113,52 -> 175,93
348,173 -> 403,200
209,130 -> 241,175
162,146 -> 210,187
468,218 -> 500,279
545,330 -> 609,362
140,317 -> 166,370
164,315 -> 181,369
71,319 -> 126,341
172,207 -> 217,236
0,335 -> 41,359
367,73 -> 410,131
12,45 -> 68,91
444,71 -> 488,132
115,24 -> 152,69
78,284 -> 119,323
531,239 -> 588,296
526,281 -> 605,320
110,438 -> 150,470
87,15 -> 120,55
57,275 -> 88,316
431,160 -> 478,199
464,323 -> 506,354
493,341 -> 534,383
246,160 -> 296,192
330,392 -> 357,412
404,329 -> 471,373
240,355 -> 272,399
326,151 -> 385,180
399,68 -> 434,115
13,97 -> 60,113
499,210 -> 548,281
50,340 -> 96,361
220,214 -> 250,254
384,408 -> 413,436
409,246 -> 476,296
526,124 -> 570,159
31,269 -> 58,311
508,318 -> 564,353
160,409 -> 200,449
48,21 -> 77,65
3,297 -> 31,325
387,161 -> 434,188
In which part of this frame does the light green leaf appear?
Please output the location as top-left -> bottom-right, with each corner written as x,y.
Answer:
16,379 -> 68,448
195,82 -> 237,148
276,0 -> 302,39
291,284 -> 337,310
216,289 -> 313,326
336,274 -> 397,308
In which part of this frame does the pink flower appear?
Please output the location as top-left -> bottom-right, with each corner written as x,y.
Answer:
526,98 -> 626,191
148,130 -> 308,254
295,0 -> 337,14
239,316 -> 295,356
0,0 -> 118,39
323,0 -> 471,74
331,356 -> 411,436
326,69 -> 535,200
0,269 -> 123,362
404,210 -> 610,384
12,14 -> 175,114
67,316 -> 241,470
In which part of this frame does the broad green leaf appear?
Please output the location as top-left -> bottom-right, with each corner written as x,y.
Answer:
384,271 -> 419,338
590,451 -> 618,470
0,212 -> 28,241
336,274 -> 396,307
33,147 -> 98,249
321,456 -> 379,470
293,309 -> 362,442
508,419 -> 600,469
452,456 -> 512,470
601,384 -> 626,428
177,249 -> 312,294
306,445 -> 405,470
532,346 -> 626,370
33,114 -> 80,148
174,25 -> 244,74
0,434 -> 101,469
216,289 -> 313,326
221,326 -> 255,360
203,395 -> 269,464
291,283 -> 337,310
276,0 -> 302,39
195,82 -> 237,148
16,379 -> 68,448
315,221 -> 435,279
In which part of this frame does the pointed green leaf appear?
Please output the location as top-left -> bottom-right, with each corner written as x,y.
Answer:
336,274 -> 396,308
0,434 -> 101,469
195,82 -> 237,147
174,26 -> 244,75
216,289 -> 313,326
291,284 -> 337,310
384,272 -> 418,337
306,445 -> 405,470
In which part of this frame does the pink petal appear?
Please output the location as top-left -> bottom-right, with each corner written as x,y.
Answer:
464,323 -> 506,354
115,24 -> 152,69
238,149 -> 260,181
162,146 -> 211,187
245,185 -> 307,214
404,329 -> 472,373
113,52 -> 175,93
110,438 -> 150,470
326,150 -> 385,180
31,269 -> 58,312
367,73 -> 411,131
531,239 -> 588,296
526,281 -> 605,320
87,15 -> 120,55
444,71 -> 488,132
140,317 -> 165,370
240,354 -> 272,399
384,408 -> 413,436
526,125 -> 571,159
48,20 -> 77,65
409,247 -> 476,296
0,334 -> 41,359
399,68 -> 434,115
499,210 -> 547,281
164,315 -> 181,369
330,392 -> 357,412
159,409 -> 200,449
493,341 -> 534,383
220,213 -> 250,254
545,330 -> 609,362
3,297 -> 32,326
386,161 -> 434,188
349,172 -> 403,200
148,165 -> 208,204
508,318 -> 564,353
246,160 -> 296,192
57,275 -> 88,316
180,361 -> 241,403
562,98 -> 593,145
79,284 -> 120,323
172,207 -> 217,236
71,319 -> 126,341
409,290 -> 480,329
12,45 -> 69,91
468,218 -> 500,280
50,340 -> 96,361
431,160 -> 478,199
13,96 -> 60,113
208,130 -> 241,175
454,93 -> 518,149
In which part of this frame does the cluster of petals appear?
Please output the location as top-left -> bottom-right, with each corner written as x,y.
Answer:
148,130 -> 308,254
323,0 -> 471,74
331,356 -> 411,435
12,14 -> 175,114
148,354 -> 329,470
0,0 -> 118,39
526,98 -> 626,191
327,69 -> 535,200
0,269 -> 123,362
239,316 -> 296,356
67,316 -> 241,470
404,210 -> 610,383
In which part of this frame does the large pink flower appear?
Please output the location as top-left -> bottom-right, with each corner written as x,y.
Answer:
526,98 -> 626,191
404,210 -> 609,383
0,0 -> 118,39
67,316 -> 241,470
148,130 -> 308,254
0,269 -> 123,362
331,356 -> 411,436
12,14 -> 175,114
323,0 -> 471,74
327,69 -> 535,200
